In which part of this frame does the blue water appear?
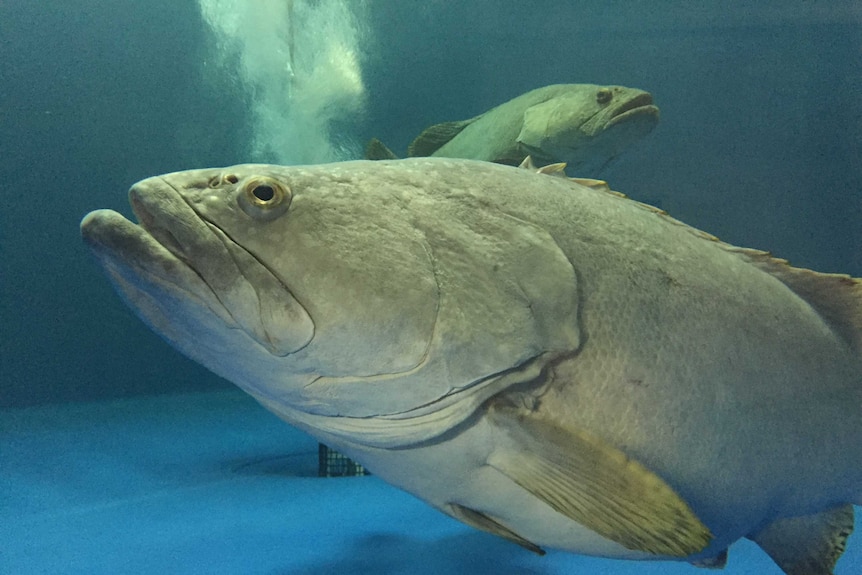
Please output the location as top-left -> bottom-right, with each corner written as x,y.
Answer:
1,1 -> 860,573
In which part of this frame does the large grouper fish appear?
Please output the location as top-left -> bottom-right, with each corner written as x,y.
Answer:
80,157 -> 861,574
365,83 -> 659,176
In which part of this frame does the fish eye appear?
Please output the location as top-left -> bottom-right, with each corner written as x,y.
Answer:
596,88 -> 613,104
239,176 -> 291,220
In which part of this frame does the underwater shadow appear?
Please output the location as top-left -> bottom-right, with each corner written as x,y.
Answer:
276,531 -> 548,575
228,452 -> 319,478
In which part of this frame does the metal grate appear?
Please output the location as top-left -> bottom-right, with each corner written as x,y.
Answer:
318,444 -> 369,477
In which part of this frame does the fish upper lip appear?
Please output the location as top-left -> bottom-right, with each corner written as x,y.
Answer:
126,178 -> 229,316
129,176 -> 201,268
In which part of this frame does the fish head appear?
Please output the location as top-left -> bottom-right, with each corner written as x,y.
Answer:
81,159 -> 581,445
517,85 -> 659,174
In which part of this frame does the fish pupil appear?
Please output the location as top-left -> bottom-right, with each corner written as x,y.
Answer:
252,185 -> 275,202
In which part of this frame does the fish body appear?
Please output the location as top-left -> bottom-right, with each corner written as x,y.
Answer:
81,158 -> 861,573
365,84 -> 659,175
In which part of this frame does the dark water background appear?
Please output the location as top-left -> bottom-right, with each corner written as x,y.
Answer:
1,0 -> 860,407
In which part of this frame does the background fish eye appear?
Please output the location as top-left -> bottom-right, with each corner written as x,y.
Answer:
596,88 -> 613,104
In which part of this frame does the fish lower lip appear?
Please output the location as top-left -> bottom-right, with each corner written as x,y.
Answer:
608,104 -> 660,127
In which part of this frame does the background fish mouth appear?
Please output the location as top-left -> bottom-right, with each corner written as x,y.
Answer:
608,93 -> 660,127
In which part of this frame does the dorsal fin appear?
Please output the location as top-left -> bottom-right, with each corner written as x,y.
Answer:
407,118 -> 478,157
536,162 -> 568,177
517,156 -> 568,179
570,177 -> 611,192
731,249 -> 862,354
521,159 -> 862,353
564,175 -> 862,354
518,156 -> 540,170
364,138 -> 399,160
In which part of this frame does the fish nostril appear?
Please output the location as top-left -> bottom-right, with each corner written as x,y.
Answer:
208,174 -> 239,188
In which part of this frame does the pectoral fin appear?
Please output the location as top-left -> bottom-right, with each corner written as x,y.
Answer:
487,402 -> 712,557
445,503 -> 545,555
747,504 -> 854,575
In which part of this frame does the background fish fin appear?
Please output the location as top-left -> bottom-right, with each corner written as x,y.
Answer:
364,137 -> 399,160
690,548 -> 728,569
445,503 -> 545,555
407,118 -> 478,156
734,250 -> 862,354
747,504 -> 854,575
486,402 -> 712,557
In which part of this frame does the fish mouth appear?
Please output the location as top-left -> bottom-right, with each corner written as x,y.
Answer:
607,92 -> 660,127
125,176 -> 227,300
80,187 -> 238,332
82,174 -> 315,357
128,181 -> 191,267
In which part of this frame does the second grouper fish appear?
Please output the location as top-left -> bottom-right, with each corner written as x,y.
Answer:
365,84 -> 659,175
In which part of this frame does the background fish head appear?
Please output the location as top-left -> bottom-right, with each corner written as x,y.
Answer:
517,85 -> 660,174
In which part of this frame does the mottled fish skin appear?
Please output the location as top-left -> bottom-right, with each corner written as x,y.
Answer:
81,158 -> 861,573
366,84 -> 659,176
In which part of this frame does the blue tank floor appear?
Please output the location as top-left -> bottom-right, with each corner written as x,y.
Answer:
2,390 -> 859,575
